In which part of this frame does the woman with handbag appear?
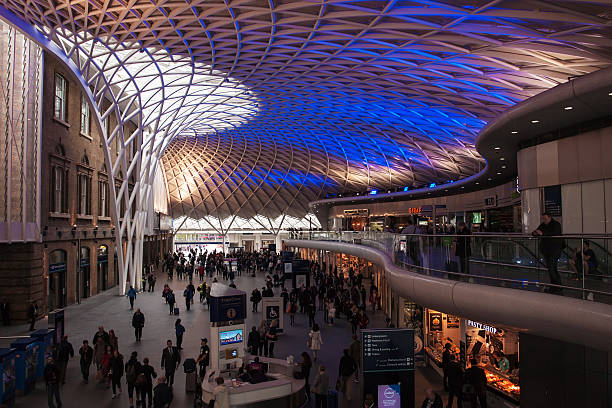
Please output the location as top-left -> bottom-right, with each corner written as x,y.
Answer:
308,324 -> 323,361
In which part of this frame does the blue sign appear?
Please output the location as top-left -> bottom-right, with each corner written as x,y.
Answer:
49,263 -> 66,274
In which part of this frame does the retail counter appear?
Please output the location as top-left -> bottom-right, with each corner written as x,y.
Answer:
202,356 -> 306,408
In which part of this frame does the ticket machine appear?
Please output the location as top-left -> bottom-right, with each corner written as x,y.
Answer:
0,348 -> 16,404
30,328 -> 56,378
11,337 -> 39,394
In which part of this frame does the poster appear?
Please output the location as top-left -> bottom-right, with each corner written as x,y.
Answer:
429,312 -> 442,332
378,384 -> 401,408
266,305 -> 280,328
447,315 -> 460,328
296,275 -> 307,288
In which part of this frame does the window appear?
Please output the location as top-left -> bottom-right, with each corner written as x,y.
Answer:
80,95 -> 90,135
78,174 -> 91,215
51,167 -> 65,212
54,74 -> 67,121
98,180 -> 108,217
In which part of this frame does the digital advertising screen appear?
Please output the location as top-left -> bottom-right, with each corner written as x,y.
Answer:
378,384 -> 401,408
219,329 -> 243,346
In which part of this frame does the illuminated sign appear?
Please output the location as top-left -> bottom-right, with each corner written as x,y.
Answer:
344,209 -> 369,217
467,320 -> 497,334
407,207 -> 421,214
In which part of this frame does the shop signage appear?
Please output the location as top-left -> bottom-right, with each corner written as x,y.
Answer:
429,313 -> 442,332
447,315 -> 460,328
484,195 -> 498,208
49,263 -> 67,274
362,329 -> 414,373
467,320 -> 498,334
344,209 -> 369,217
407,207 -> 421,214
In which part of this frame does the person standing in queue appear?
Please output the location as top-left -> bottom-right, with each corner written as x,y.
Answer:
465,359 -> 487,408
442,343 -> 452,391
532,212 -> 564,293
127,285 -> 137,310
79,340 -> 93,384
160,340 -> 181,387
132,308 -> 145,342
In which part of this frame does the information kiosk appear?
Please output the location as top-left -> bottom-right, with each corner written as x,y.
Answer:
209,283 -> 247,375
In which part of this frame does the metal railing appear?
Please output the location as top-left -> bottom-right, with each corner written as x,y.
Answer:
289,231 -> 612,304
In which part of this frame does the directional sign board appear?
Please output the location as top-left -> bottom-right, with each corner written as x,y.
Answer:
362,329 -> 414,373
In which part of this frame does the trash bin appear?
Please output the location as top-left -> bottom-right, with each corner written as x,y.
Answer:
30,328 -> 56,378
11,337 -> 39,395
0,348 -> 16,405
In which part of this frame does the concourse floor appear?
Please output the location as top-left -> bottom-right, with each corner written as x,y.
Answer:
0,269 -> 441,408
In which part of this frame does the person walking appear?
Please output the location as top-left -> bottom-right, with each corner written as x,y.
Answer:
338,349 -> 357,404
167,290 -> 176,315
127,285 -> 137,310
139,357 -> 157,408
348,335 -> 361,383
313,365 -> 329,408
28,301 -> 38,331
132,308 -> 145,341
175,319 -> 185,350
196,338 -> 210,379
153,376 -> 173,408
109,350 -> 124,399
56,335 -> 74,385
160,340 -> 180,386
247,326 -> 260,356
108,329 -> 119,352
266,321 -> 278,358
125,351 -> 142,408
44,357 -> 62,408
308,324 -> 323,361
93,326 -> 109,347
299,352 -> 313,399
149,275 -> 156,292
288,300 -> 297,326
251,288 -> 262,312
532,212 -> 564,293
79,340 -> 93,384
183,286 -> 193,311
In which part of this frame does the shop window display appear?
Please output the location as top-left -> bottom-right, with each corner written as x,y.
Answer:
465,320 -> 520,404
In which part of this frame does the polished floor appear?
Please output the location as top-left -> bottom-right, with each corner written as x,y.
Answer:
0,268 -> 441,407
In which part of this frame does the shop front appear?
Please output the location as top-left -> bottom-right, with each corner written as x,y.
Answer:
47,250 -> 67,311
97,245 -> 108,291
80,246 -> 91,299
423,309 -> 520,408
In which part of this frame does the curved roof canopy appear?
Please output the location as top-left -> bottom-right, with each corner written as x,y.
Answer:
3,0 -> 612,220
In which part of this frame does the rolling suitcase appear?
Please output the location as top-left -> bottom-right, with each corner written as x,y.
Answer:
328,390 -> 338,408
185,371 -> 198,393
174,307 -> 180,315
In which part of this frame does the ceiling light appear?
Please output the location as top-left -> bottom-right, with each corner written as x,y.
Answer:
609,92 -> 612,96
511,131 -> 518,134
564,106 -> 573,110
500,157 -> 505,161
501,165 -> 506,169
531,120 -> 539,124
475,182 -> 479,185
488,177 -> 492,181
496,172 -> 501,175
494,147 -> 500,150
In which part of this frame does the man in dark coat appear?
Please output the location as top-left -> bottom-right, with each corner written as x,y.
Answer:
532,212 -> 564,292
160,340 -> 181,386
132,308 -> 145,341
446,355 -> 463,408
153,377 -> 173,408
465,359 -> 487,408
79,340 -> 93,383
44,357 -> 62,408
56,335 -> 74,384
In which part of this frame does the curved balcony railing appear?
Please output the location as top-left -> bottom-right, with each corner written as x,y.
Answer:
289,231 -> 612,304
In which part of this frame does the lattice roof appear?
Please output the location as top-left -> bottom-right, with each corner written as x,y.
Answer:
3,0 -> 612,221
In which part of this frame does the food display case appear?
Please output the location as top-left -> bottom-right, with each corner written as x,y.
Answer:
11,337 -> 39,394
0,348 -> 16,405
464,319 -> 520,406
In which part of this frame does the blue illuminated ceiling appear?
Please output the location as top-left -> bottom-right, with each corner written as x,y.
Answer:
3,0 -> 612,219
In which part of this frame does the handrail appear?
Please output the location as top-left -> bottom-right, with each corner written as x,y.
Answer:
285,238 -> 612,350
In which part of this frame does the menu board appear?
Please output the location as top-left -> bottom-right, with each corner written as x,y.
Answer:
362,329 -> 414,373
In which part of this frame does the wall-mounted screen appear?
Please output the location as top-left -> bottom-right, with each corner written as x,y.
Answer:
220,329 -> 243,346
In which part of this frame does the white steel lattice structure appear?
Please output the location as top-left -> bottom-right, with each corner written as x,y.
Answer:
0,0 -> 611,291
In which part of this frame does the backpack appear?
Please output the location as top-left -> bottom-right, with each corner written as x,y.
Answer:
126,362 -> 138,383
